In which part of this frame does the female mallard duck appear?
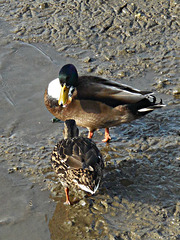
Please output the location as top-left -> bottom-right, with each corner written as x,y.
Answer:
51,119 -> 104,205
44,64 -> 165,142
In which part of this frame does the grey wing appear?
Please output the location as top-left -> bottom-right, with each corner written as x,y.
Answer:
78,76 -> 153,105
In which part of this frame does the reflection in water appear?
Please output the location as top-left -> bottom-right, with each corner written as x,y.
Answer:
49,197 -> 109,240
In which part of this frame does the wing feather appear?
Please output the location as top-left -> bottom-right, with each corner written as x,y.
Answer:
77,76 -> 152,106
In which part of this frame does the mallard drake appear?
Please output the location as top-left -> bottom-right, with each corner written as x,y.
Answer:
44,64 -> 165,142
51,119 -> 104,205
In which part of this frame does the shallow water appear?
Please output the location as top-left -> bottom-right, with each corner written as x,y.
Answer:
0,1 -> 180,240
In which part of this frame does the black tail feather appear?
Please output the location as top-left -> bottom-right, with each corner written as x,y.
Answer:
128,96 -> 165,117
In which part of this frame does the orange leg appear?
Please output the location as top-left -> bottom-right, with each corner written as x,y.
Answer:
88,131 -> 94,139
64,187 -> 71,205
102,128 -> 111,142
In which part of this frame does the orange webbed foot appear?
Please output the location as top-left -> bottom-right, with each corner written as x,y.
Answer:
64,187 -> 71,205
88,131 -> 94,139
102,128 -> 111,142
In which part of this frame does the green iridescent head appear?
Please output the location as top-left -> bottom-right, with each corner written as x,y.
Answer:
59,64 -> 78,87
58,64 -> 78,106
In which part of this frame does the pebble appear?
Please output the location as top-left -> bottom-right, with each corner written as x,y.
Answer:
79,200 -> 86,206
39,146 -> 45,150
8,166 -> 21,173
117,71 -> 126,78
173,88 -> 180,98
39,3 -> 49,9
82,56 -> 91,63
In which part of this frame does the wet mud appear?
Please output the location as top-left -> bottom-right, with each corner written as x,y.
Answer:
0,1 -> 180,240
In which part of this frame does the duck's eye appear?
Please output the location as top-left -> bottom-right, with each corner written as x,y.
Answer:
66,76 -> 70,81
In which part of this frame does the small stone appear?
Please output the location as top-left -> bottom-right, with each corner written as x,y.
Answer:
39,146 -> 45,150
117,71 -> 126,78
8,168 -> 15,174
127,3 -> 136,13
87,68 -> 93,73
96,67 -> 104,75
100,200 -> 109,210
173,88 -> 180,98
82,56 -> 91,63
146,19 -> 157,29
79,200 -> 86,206
93,202 -> 105,212
135,13 -> 141,19
112,201 -> 121,208
39,3 -> 49,9
156,81 -> 164,89
109,234 -> 116,240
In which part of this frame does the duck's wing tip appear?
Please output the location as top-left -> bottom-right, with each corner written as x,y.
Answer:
74,179 -> 101,195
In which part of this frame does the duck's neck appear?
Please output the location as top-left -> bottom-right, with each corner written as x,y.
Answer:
63,120 -> 79,139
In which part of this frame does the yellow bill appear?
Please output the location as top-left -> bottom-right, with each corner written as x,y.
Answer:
58,84 -> 69,106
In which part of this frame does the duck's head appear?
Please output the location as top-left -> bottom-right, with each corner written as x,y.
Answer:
58,64 -> 78,106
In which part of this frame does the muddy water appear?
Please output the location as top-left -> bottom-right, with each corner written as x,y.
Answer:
0,1 -> 180,240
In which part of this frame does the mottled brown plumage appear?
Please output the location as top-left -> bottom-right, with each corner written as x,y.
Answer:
51,119 -> 104,205
45,64 -> 165,142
